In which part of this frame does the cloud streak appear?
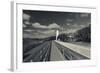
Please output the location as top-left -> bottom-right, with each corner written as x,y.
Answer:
80,13 -> 89,18
32,22 -> 62,30
23,13 -> 30,20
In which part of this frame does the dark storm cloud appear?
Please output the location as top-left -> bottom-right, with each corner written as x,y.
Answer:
23,10 -> 91,28
23,10 -> 91,38
23,10 -> 74,26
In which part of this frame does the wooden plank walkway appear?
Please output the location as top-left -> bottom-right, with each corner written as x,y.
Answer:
50,41 -> 65,61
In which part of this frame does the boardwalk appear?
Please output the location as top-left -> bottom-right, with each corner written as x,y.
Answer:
50,41 -> 65,61
23,40 -> 90,62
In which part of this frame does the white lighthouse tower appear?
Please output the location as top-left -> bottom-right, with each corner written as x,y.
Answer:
56,30 -> 59,40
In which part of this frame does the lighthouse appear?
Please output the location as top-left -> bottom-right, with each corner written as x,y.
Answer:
56,30 -> 59,40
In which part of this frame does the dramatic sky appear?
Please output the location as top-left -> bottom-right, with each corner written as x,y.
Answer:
23,10 -> 91,38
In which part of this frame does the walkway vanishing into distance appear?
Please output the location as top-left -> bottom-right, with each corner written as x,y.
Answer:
23,40 -> 90,62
